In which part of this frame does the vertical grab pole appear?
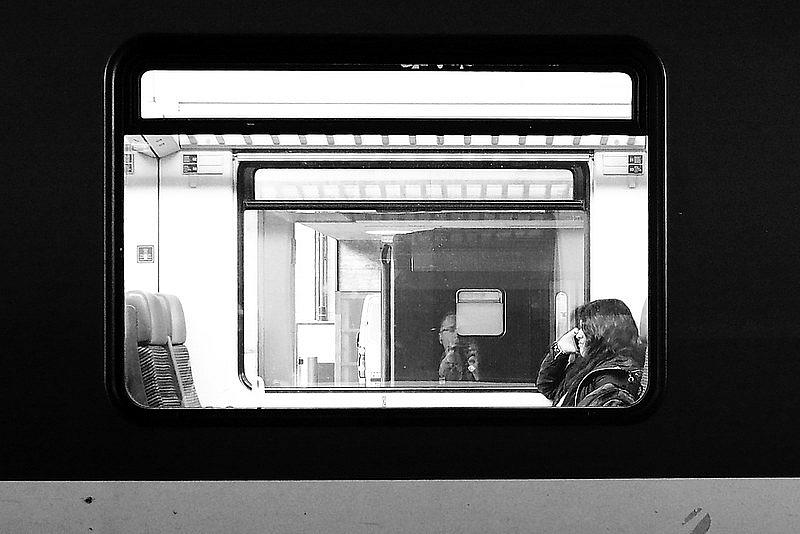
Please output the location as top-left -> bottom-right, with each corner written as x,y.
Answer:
380,243 -> 393,385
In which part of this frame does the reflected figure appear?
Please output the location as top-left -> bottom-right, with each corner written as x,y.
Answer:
536,299 -> 644,407
437,313 -> 482,381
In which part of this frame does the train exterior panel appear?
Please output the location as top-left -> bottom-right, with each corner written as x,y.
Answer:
4,4 -> 800,527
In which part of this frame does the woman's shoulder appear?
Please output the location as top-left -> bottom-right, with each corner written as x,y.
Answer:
597,349 -> 643,372
578,382 -> 639,407
578,358 -> 642,406
588,366 -> 641,388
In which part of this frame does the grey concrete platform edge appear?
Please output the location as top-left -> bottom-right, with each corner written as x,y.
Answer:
1,479 -> 796,532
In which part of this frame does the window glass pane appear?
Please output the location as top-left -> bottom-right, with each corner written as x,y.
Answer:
254,168 -> 575,201
243,210 -> 586,388
141,70 -> 632,119
456,289 -> 505,336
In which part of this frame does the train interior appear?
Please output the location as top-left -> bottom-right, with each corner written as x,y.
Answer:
123,134 -> 648,408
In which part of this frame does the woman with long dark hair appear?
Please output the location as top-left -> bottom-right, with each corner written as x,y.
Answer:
536,299 -> 644,407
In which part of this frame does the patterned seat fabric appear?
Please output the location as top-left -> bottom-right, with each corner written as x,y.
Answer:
125,290 -> 182,408
169,345 -> 201,407
156,293 -> 201,408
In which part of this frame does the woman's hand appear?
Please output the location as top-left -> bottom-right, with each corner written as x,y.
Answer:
556,328 -> 579,354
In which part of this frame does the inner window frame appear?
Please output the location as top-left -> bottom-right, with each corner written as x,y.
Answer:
236,156 -> 591,391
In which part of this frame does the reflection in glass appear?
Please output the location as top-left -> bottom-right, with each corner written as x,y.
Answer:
243,210 -> 586,389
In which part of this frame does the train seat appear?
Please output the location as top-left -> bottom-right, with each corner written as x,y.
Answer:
125,290 -> 183,407
124,304 -> 148,406
156,293 -> 202,408
639,298 -> 649,395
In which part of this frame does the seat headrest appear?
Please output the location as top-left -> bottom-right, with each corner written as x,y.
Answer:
639,298 -> 648,343
125,290 -> 170,345
124,305 -> 138,355
156,293 -> 187,344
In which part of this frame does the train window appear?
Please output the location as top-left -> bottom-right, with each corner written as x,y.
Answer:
140,70 -> 633,120
253,168 -> 576,201
456,289 -> 505,336
109,37 -> 664,413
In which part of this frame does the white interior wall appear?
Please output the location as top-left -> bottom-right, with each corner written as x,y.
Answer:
259,213 -> 296,386
123,153 -> 159,292
295,224 -> 315,322
590,152 -> 649,329
157,150 -> 245,407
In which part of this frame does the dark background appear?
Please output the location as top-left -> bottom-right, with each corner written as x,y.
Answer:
393,228 -> 556,382
2,1 -> 799,479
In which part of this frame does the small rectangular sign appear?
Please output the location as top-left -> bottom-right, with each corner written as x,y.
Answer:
603,153 -> 646,175
628,164 -> 643,174
137,245 -> 154,263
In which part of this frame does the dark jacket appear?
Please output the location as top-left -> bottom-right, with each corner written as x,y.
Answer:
438,341 -> 481,381
536,347 -> 642,407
